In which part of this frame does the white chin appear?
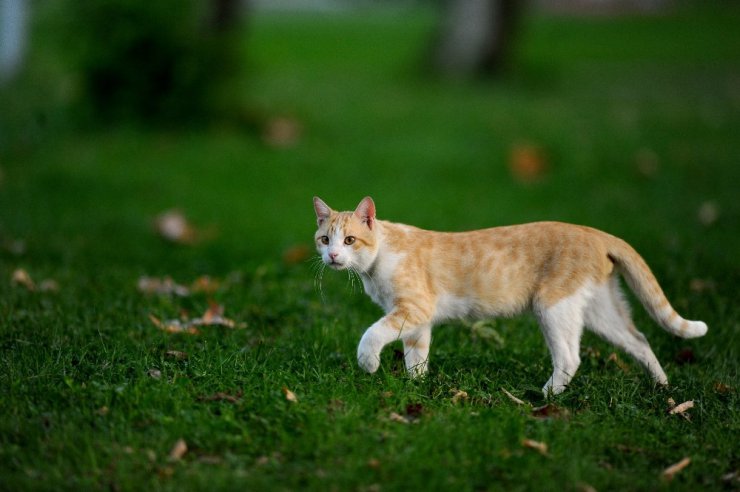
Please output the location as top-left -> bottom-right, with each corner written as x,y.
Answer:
328,262 -> 346,270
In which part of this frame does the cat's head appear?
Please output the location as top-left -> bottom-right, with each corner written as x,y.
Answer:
313,196 -> 379,272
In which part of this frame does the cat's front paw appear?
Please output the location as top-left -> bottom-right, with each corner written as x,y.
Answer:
357,335 -> 381,374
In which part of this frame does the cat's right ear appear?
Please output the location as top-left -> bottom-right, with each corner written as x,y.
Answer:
313,196 -> 332,226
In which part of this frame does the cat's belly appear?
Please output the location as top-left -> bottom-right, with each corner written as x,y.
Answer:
433,293 -> 523,322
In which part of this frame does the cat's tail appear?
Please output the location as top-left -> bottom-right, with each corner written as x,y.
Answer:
606,236 -> 708,339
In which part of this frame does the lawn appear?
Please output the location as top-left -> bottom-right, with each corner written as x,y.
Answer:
1,3 -> 739,491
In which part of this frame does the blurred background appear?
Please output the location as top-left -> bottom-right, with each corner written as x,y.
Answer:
0,0 -> 738,283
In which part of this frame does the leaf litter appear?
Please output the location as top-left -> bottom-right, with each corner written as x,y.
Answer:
149,303 -> 245,335
661,457 -> 691,480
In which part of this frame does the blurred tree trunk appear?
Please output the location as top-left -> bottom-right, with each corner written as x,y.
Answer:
0,0 -> 28,84
433,0 -> 523,78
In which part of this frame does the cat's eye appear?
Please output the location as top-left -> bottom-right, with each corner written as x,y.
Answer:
344,236 -> 356,245
320,236 -> 329,245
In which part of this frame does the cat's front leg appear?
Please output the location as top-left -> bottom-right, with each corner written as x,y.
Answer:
357,308 -> 432,374
402,326 -> 431,377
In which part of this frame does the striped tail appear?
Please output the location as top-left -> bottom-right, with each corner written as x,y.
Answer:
606,236 -> 708,339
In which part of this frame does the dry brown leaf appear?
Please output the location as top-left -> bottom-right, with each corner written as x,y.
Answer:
149,314 -> 200,335
697,201 -> 720,227
11,268 -> 35,291
195,303 -> 238,328
388,412 -> 411,424
138,276 -> 190,296
662,457 -> 691,480
38,279 -> 59,293
282,244 -> 311,265
165,350 -> 188,360
198,390 -> 243,404
532,403 -> 570,420
190,275 -> 220,294
262,116 -> 303,149
155,209 -> 198,244
689,278 -> 715,293
668,400 -> 694,415
450,389 -> 469,404
168,438 -> 188,461
148,368 -> 162,379
367,458 -> 381,469
282,386 -> 298,403
509,143 -> 548,183
501,388 -> 527,406
607,352 -> 631,373
713,382 -> 734,394
522,438 -> 548,456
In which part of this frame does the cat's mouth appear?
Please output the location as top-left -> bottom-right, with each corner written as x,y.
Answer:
328,260 -> 346,270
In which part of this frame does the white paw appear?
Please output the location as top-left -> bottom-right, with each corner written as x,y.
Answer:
406,360 -> 428,378
357,337 -> 381,373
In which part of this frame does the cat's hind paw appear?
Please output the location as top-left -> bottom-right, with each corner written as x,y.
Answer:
357,351 -> 381,373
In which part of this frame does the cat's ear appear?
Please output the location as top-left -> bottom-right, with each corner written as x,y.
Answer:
354,196 -> 376,230
313,196 -> 333,226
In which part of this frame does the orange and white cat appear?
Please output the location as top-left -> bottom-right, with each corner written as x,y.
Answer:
313,196 -> 707,395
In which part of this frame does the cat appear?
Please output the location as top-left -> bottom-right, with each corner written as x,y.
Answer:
312,196 -> 707,395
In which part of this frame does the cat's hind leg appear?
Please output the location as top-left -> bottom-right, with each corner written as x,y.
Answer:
584,277 -> 668,385
536,285 -> 592,395
402,326 -> 431,377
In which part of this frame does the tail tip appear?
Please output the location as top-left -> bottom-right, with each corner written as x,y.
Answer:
685,320 -> 708,338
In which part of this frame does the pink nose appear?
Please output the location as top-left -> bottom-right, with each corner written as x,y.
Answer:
329,252 -> 339,260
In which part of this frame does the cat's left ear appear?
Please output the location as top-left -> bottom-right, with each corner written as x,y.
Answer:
354,196 -> 376,230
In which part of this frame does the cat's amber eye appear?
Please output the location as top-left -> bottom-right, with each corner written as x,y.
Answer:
320,236 -> 329,245
344,236 -> 356,245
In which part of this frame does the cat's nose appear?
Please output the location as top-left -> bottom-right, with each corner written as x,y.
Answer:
329,252 -> 339,260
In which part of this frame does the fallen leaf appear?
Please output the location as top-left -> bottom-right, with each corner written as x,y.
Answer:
149,314 -> 200,335
522,438 -> 548,456
509,143 -> 548,183
38,279 -> 59,293
283,244 -> 311,266
697,201 -> 720,227
471,321 -> 505,346
532,403 -> 570,420
96,406 -> 109,416
689,278 -> 715,293
367,458 -> 381,469
198,390 -> 243,404
148,368 -> 162,379
138,276 -> 190,296
388,412 -> 411,424
405,403 -> 424,419
721,471 -> 739,485
667,399 -> 694,419
168,438 -> 188,461
155,209 -> 198,244
501,388 -> 527,406
450,389 -> 468,404
2,238 -> 26,256
165,350 -> 188,360
190,275 -> 220,294
262,116 -> 303,149
11,268 -> 35,291
661,457 -> 691,480
576,482 -> 597,492
674,348 -> 695,365
713,382 -> 734,394
607,352 -> 631,373
282,386 -> 298,403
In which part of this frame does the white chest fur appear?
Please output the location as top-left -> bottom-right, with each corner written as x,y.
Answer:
360,248 -> 403,313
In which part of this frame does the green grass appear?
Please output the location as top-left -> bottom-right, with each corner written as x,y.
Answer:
1,4 -> 739,491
